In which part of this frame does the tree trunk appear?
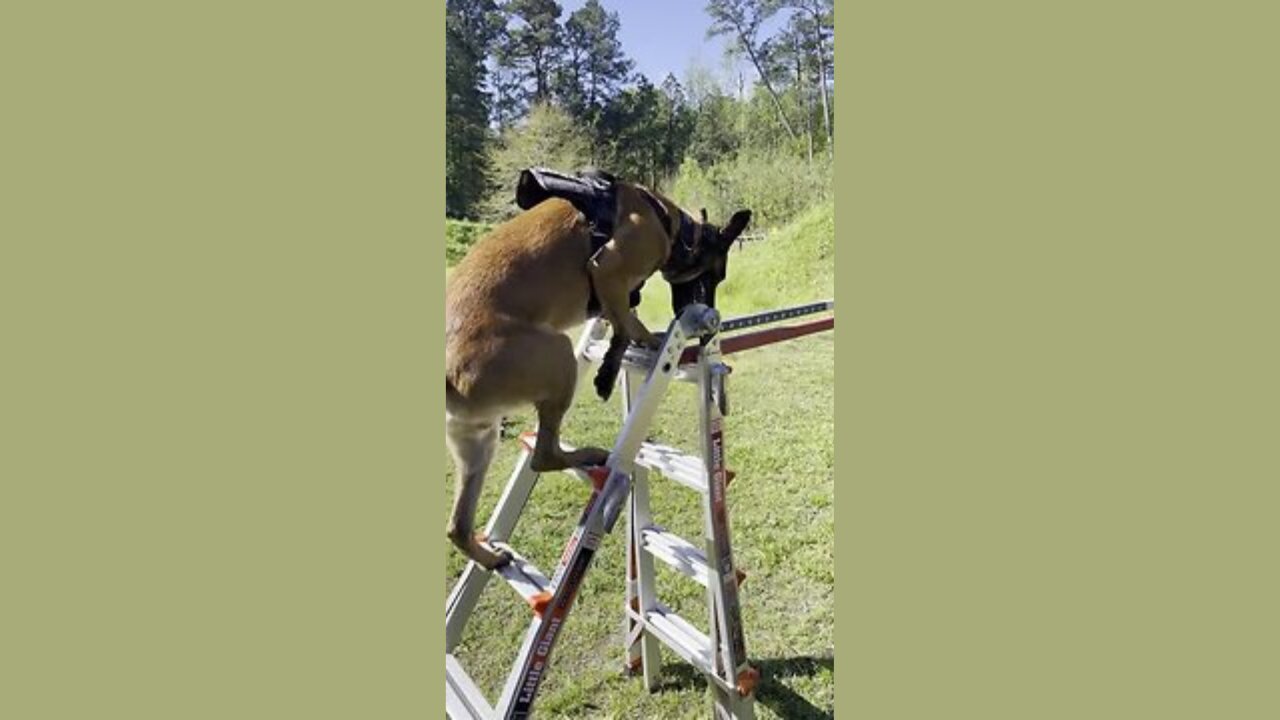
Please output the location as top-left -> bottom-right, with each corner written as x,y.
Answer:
810,12 -> 834,156
796,32 -> 813,164
730,19 -> 798,142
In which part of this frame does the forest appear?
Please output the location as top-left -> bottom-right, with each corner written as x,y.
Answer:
446,0 -> 835,232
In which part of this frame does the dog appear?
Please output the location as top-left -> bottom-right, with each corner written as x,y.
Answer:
445,170 -> 751,569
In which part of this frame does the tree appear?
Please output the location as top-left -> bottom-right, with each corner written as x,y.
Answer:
481,102 -> 592,221
598,78 -> 661,186
554,0 -> 634,165
495,0 -> 565,111
764,15 -> 814,161
558,1 -> 632,112
705,0 -> 799,143
446,0 -> 502,218
782,0 -> 834,154
683,64 -> 742,168
657,75 -> 696,180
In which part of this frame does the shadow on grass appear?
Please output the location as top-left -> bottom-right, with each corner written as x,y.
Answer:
654,655 -> 835,719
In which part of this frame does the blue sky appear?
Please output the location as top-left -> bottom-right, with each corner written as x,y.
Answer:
559,0 -> 781,86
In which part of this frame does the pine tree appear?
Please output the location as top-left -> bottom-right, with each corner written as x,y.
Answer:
556,0 -> 633,162
495,0 -> 565,111
445,0 -> 501,219
781,0 -> 834,154
705,0 -> 799,142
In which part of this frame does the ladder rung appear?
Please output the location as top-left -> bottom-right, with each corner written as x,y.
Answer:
641,525 -> 710,587
491,543 -> 553,613
583,340 -> 701,380
583,340 -> 659,368
446,653 -> 494,720
640,605 -> 747,698
645,604 -> 714,673
635,443 -> 707,493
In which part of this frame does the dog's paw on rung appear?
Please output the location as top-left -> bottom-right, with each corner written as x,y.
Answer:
516,433 -> 609,491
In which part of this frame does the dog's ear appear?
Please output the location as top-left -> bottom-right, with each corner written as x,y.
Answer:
718,210 -> 752,247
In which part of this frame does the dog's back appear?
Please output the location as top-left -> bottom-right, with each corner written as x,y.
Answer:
446,198 -> 594,332
446,199 -> 597,408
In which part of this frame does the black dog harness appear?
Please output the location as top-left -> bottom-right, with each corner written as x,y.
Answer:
516,168 -> 695,317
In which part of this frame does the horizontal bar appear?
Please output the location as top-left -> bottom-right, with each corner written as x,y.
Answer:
719,300 -> 834,333
680,317 -> 835,363
641,525 -> 711,586
582,302 -> 835,373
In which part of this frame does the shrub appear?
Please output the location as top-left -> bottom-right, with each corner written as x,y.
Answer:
446,219 -> 494,266
670,150 -> 832,231
481,103 -> 593,223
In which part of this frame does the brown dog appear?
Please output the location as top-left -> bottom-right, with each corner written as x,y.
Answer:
445,177 -> 750,569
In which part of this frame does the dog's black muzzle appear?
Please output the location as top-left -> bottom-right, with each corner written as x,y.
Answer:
667,222 -> 728,317
670,272 -> 722,317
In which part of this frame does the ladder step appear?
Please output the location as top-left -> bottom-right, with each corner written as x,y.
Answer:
582,339 -> 660,368
641,525 -> 711,587
635,443 -> 708,493
645,604 -> 714,673
643,605 -> 749,699
491,543 -> 553,614
446,653 -> 494,720
583,340 -> 701,381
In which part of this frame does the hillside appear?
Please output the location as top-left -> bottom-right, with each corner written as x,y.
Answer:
635,201 -> 834,328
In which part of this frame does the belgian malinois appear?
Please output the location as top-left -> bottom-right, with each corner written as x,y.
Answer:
445,173 -> 751,569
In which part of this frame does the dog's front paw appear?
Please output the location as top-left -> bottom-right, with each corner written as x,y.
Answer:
594,366 -> 618,401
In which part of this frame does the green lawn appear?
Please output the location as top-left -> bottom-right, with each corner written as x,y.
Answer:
445,203 -> 835,718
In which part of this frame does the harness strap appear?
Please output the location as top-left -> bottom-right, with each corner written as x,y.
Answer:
638,188 -> 698,273
638,188 -> 673,237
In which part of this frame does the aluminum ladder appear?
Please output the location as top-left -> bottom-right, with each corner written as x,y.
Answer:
614,311 -> 759,720
445,303 -> 755,719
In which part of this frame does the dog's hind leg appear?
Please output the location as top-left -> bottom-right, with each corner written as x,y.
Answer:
526,332 -> 610,473
445,415 -> 511,570
529,397 -> 610,473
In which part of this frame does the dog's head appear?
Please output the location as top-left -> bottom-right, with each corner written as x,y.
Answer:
663,209 -> 752,315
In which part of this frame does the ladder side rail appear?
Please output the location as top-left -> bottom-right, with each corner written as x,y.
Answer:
445,456 -> 545,652
698,336 -> 755,706
699,343 -> 734,686
622,367 -> 664,690
446,654 -> 495,719
493,308 -> 710,719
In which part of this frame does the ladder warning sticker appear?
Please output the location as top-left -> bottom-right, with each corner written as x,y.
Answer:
708,418 -> 749,664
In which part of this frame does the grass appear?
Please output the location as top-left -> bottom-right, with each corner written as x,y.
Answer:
445,202 -> 835,719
